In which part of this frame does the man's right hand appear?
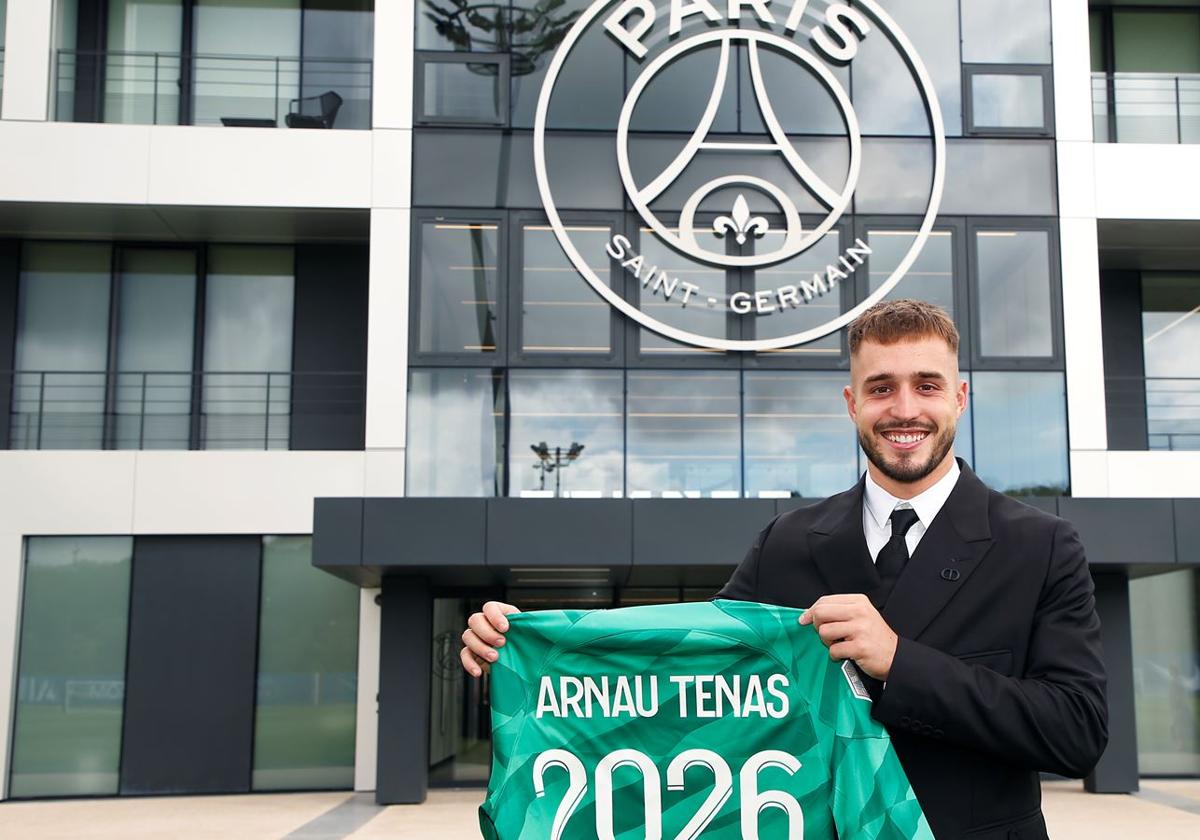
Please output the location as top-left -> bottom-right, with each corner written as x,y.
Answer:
460,601 -> 521,677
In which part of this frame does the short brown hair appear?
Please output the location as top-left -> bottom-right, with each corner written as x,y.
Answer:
847,299 -> 959,355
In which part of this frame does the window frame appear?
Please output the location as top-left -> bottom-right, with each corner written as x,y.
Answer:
966,217 -> 1065,371
963,64 -> 1055,138
414,52 -> 511,127
409,209 -> 510,366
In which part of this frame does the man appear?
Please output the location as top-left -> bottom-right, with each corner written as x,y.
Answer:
461,300 -> 1108,839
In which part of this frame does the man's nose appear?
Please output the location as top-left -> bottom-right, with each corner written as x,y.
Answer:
890,387 -> 919,419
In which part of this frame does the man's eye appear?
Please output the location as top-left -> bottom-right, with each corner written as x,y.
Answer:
871,386 -> 891,395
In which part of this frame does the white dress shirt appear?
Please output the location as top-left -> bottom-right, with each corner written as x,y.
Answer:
863,459 -> 961,563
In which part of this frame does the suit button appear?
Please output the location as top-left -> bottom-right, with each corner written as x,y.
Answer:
900,716 -> 910,726
934,728 -> 944,738
921,724 -> 933,736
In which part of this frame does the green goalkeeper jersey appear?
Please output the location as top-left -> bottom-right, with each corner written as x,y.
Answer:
479,599 -> 933,840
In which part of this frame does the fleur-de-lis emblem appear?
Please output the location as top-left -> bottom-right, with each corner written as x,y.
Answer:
713,194 -> 769,245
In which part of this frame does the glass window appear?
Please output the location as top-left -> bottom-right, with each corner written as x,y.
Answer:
957,371 -> 975,469
114,249 -> 196,450
747,227 -> 844,356
511,0 -> 624,130
636,224 -> 732,357
430,597 -> 492,786
1141,273 -> 1200,451
9,537 -> 133,798
202,245 -> 295,449
1130,569 -> 1200,775
970,371 -> 1067,495
11,243 -> 112,450
520,224 -> 613,356
942,140 -> 1057,216
418,221 -> 501,355
105,0 -> 184,125
627,371 -> 740,497
415,0 -> 506,51
1113,11 -> 1200,73
407,368 -> 505,496
193,0 -> 302,127
299,0 -> 374,130
975,229 -> 1054,358
739,44 -> 850,136
252,536 -> 358,791
508,370 -> 623,498
851,0 -> 963,136
1090,11 -> 1108,73
744,371 -> 856,499
628,39 -> 737,134
970,73 -> 1046,131
866,228 -> 955,320
421,58 -> 507,123
962,0 -> 1052,64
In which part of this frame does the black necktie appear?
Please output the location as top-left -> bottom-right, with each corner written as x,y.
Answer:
874,507 -> 921,603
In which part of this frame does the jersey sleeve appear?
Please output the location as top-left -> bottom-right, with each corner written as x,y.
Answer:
831,733 -> 934,840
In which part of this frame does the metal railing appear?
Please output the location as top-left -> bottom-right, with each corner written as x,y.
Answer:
3,370 -> 365,451
54,50 -> 373,129
1107,375 -> 1200,451
1092,71 -> 1200,144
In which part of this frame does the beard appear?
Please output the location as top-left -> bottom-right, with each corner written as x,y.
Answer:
859,420 -> 957,485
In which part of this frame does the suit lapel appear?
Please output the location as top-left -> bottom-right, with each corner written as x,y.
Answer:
882,459 -> 994,641
807,477 -> 882,596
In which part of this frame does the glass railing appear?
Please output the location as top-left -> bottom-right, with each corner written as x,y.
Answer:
4,370 -> 365,450
1145,376 -> 1200,451
1092,72 -> 1200,144
54,50 -> 373,129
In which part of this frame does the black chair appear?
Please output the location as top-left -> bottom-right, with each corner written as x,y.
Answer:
285,90 -> 343,129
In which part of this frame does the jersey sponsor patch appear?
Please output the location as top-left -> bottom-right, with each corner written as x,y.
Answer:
842,659 -> 872,701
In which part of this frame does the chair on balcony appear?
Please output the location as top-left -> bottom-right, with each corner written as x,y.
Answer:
285,90 -> 343,129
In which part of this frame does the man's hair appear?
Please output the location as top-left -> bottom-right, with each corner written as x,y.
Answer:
847,299 -> 959,355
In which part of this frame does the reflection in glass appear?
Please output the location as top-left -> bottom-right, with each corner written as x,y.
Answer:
627,371 -> 740,497
202,246 -> 295,449
509,370 -> 623,497
521,224 -> 611,355
748,228 -> 843,355
10,537 -> 132,798
11,243 -> 112,450
971,371 -> 1067,495
423,61 -> 505,122
962,0 -> 1052,64
1141,273 -> 1200,450
419,222 -> 500,355
852,0 -> 962,136
1131,569 -> 1200,775
511,0 -> 621,129
253,536 -> 358,791
299,0 -> 374,130
407,368 -> 504,496
417,0 -> 507,51
942,140 -> 1057,216
739,44 -> 849,135
628,40 -> 737,133
867,229 -> 954,318
971,74 -> 1045,129
637,225 -> 730,356
430,597 -> 492,785
975,230 -> 1053,358
744,371 -> 856,498
114,250 -> 196,450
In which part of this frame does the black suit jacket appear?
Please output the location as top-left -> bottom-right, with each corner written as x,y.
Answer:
718,459 -> 1108,840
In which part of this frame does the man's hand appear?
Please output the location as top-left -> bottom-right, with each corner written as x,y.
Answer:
460,601 -> 521,678
799,594 -> 899,680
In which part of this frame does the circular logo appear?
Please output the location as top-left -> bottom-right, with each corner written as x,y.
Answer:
534,0 -> 946,352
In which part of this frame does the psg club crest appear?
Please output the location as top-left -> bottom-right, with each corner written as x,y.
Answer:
534,0 -> 946,351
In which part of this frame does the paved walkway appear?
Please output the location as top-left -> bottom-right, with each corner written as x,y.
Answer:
1,780 -> 1199,838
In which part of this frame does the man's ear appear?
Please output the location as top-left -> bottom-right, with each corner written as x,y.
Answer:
844,384 -> 857,422
956,377 -> 969,418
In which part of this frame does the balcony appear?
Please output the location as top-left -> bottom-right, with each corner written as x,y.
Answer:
3,370 -> 366,451
1092,72 -> 1200,144
54,50 -> 373,130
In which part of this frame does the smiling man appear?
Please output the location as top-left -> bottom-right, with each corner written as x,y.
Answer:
461,299 -> 1108,840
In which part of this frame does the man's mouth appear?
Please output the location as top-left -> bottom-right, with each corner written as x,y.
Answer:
879,429 -> 932,451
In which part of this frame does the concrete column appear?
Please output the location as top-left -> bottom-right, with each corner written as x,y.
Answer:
376,575 -> 431,804
364,208 -> 410,451
1,0 -> 55,121
354,588 -> 383,792
1086,572 -> 1140,793
371,0 -> 414,130
0,532 -> 22,800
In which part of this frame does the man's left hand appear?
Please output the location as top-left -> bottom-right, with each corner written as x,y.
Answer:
799,594 -> 899,681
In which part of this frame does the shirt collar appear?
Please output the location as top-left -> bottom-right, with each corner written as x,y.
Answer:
863,458 -> 962,531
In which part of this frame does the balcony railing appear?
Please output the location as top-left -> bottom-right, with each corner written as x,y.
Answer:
1107,375 -> 1200,451
1092,72 -> 1200,144
54,50 -> 373,129
3,370 -> 365,451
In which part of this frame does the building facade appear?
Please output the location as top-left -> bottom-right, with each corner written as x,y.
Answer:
0,0 -> 1197,808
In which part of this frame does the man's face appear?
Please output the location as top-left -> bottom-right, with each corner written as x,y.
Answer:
844,335 -> 967,485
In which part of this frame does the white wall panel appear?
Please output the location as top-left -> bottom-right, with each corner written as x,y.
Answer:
0,452 -> 138,533
371,0 -> 414,130
0,0 -> 54,121
1060,217 -> 1108,451
371,129 -> 412,209
1094,144 -> 1200,220
354,587 -> 381,792
1051,0 -> 1095,144
0,531 -> 24,799
365,209 -> 411,451
0,123 -> 152,203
